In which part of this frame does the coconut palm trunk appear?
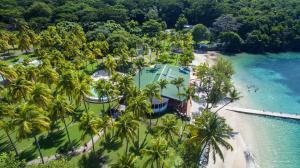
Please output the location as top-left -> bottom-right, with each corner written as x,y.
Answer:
198,141 -> 209,166
34,135 -> 44,164
83,101 -> 88,113
136,122 -> 140,149
62,118 -> 71,143
138,71 -> 141,89
5,130 -> 19,156
149,97 -> 153,128
90,133 -> 95,153
126,137 -> 129,154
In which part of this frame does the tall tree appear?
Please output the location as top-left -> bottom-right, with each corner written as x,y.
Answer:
50,96 -> 74,143
38,67 -> 59,87
192,24 -> 211,43
171,77 -> 184,100
9,78 -> 33,102
74,81 -> 91,112
0,103 -> 19,156
30,83 -> 53,109
95,79 -> 107,112
143,83 -> 160,127
141,137 -> 170,168
104,54 -> 117,76
127,94 -> 152,148
0,62 -> 17,82
57,70 -> 78,101
135,57 -> 145,89
111,153 -> 136,168
154,116 -> 178,145
13,104 -> 50,164
189,111 -> 233,166
79,111 -> 101,153
115,113 -> 138,154
215,88 -> 240,113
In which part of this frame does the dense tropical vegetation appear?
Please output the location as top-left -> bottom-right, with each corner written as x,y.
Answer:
1,0 -> 300,53
0,0 -> 246,167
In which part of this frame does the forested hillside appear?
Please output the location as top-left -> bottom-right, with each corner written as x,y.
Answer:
1,0 -> 300,52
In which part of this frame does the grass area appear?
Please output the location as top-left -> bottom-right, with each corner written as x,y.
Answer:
67,112 -> 185,168
2,53 -> 36,64
0,101 -> 116,162
83,61 -> 100,75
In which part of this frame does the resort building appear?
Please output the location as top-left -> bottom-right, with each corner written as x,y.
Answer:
134,64 -> 191,116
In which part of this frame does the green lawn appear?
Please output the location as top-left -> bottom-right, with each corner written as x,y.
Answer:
0,101 -> 115,162
67,112 -> 185,168
2,53 -> 36,65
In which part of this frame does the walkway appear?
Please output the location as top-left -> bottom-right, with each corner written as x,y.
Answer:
27,131 -> 103,165
226,107 -> 300,120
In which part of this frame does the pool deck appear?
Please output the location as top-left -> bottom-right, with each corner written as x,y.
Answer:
226,107 -> 300,120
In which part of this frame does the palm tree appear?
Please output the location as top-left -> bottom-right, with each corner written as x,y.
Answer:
157,79 -> 168,117
115,113 -> 138,154
127,94 -> 152,148
154,116 -> 178,145
215,88 -> 241,113
114,44 -> 129,73
135,57 -> 145,89
30,83 -> 53,109
104,54 -> 117,76
74,81 -> 91,112
143,83 -> 160,127
179,86 -> 199,106
157,79 -> 168,97
0,120 -> 19,156
17,31 -> 31,53
25,66 -> 39,82
0,103 -> 18,156
105,82 -> 120,112
57,70 -> 78,101
13,104 -> 50,164
79,111 -> 101,153
50,96 -> 74,143
38,67 -> 59,87
111,153 -> 137,168
9,78 -> 32,101
0,62 -> 17,82
171,77 -> 184,99
95,79 -> 107,112
98,115 -> 111,138
141,137 -> 169,168
189,111 -> 233,165
119,76 -> 134,102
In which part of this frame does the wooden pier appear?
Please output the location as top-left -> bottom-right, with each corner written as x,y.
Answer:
226,107 -> 300,120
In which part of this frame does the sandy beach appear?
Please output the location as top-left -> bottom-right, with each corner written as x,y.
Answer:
207,108 -> 256,168
195,52 -> 256,168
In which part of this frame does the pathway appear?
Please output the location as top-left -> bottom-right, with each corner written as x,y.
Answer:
226,107 -> 300,120
27,131 -> 103,165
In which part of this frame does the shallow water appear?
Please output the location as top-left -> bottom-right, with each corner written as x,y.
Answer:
226,52 -> 300,168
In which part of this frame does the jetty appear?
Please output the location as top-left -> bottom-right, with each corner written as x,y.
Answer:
226,107 -> 300,120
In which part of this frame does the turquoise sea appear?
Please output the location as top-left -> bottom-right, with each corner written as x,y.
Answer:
226,53 -> 300,168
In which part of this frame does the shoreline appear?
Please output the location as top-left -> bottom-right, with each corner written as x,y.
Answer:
200,52 -> 258,168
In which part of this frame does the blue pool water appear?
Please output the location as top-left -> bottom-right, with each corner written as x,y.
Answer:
226,52 -> 300,168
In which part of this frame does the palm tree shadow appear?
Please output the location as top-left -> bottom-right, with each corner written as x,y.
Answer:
0,135 -> 11,153
99,135 -> 122,152
38,130 -> 66,149
130,140 -> 148,156
57,139 -> 81,155
19,148 -> 37,161
78,152 -> 108,168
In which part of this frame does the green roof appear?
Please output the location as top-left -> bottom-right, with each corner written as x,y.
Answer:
134,64 -> 190,101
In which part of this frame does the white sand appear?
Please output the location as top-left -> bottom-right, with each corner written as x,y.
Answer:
207,108 -> 256,168
201,52 -> 257,168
